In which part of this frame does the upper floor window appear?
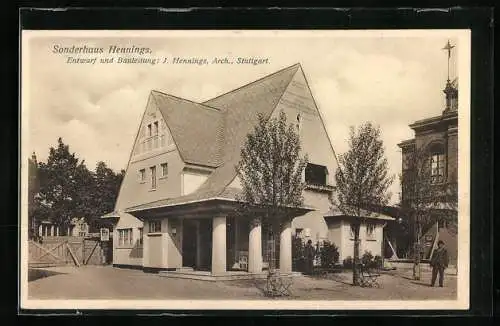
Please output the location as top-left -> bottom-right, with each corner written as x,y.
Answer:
149,220 -> 161,233
139,169 -> 145,182
154,121 -> 159,135
147,124 -> 152,137
349,223 -> 356,239
305,163 -> 328,186
150,166 -> 157,189
161,163 -> 168,177
429,143 -> 446,184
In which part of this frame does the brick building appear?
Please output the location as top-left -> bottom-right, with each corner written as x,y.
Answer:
397,41 -> 459,265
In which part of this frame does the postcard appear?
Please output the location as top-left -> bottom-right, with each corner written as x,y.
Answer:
20,29 -> 471,311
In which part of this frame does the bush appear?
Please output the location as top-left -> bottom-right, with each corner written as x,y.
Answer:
319,240 -> 340,268
373,255 -> 383,269
361,251 -> 374,266
343,256 -> 353,269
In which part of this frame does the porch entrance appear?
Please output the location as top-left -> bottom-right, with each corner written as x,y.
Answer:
182,219 -> 212,271
182,221 -> 197,268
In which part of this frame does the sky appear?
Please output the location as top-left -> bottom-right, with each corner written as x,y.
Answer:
23,31 -> 462,204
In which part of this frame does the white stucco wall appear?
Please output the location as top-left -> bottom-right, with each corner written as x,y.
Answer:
182,172 -> 208,196
338,220 -> 385,262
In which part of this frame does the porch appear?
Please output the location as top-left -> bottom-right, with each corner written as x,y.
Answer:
126,198 -> 313,277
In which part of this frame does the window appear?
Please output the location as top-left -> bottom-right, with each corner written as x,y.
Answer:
118,228 -> 133,246
429,143 -> 446,184
150,166 -> 156,189
349,224 -> 356,239
154,121 -> 159,135
305,163 -> 328,186
149,220 -> 161,233
138,227 -> 143,246
296,113 -> 302,132
161,163 -> 168,177
366,223 -> 376,240
139,169 -> 145,182
147,124 -> 152,137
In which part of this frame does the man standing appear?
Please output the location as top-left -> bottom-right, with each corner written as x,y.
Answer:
430,240 -> 449,287
304,239 -> 315,275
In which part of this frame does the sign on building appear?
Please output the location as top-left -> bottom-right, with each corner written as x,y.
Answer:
100,228 -> 110,241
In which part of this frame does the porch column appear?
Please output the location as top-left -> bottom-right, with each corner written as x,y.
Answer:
38,224 -> 42,237
50,225 -> 54,236
211,215 -> 226,275
279,218 -> 292,273
248,217 -> 262,273
195,220 -> 202,268
56,227 -> 59,237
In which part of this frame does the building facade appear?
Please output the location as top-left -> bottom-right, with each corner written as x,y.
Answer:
397,62 -> 459,264
102,64 -> 387,275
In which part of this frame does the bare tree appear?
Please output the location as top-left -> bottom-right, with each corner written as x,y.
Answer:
333,122 -> 394,286
399,145 -> 458,280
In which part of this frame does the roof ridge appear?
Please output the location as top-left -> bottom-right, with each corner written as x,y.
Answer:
212,65 -> 300,198
151,90 -> 221,112
202,63 -> 301,104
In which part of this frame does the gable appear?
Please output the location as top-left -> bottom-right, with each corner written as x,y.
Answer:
272,66 -> 339,186
130,95 -> 175,162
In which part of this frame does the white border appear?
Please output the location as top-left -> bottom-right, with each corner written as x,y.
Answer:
20,29 -> 471,311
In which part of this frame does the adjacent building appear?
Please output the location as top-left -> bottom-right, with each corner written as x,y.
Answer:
397,41 -> 459,264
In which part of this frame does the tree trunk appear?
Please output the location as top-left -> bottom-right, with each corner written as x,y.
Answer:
413,221 -> 421,280
352,222 -> 361,286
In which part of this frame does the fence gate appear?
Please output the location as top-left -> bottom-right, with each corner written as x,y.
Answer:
29,236 -> 109,268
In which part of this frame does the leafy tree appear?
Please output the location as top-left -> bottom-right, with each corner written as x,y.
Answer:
27,153 -> 40,239
333,122 -> 394,286
37,138 -> 92,229
399,145 -> 458,279
88,161 -> 124,231
236,111 -> 308,269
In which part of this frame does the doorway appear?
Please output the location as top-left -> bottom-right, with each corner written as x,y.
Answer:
182,221 -> 197,268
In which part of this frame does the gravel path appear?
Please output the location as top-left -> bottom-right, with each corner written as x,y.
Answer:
28,265 -> 457,301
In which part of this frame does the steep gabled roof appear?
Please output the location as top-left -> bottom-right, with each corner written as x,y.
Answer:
126,64 -> 306,213
151,91 -> 225,167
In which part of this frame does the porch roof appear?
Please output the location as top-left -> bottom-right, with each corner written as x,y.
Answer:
323,207 -> 395,222
124,187 -> 315,220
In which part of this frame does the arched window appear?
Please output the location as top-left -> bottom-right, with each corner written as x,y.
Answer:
429,143 -> 446,184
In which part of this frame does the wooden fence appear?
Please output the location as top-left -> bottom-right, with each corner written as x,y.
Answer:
29,236 -> 112,268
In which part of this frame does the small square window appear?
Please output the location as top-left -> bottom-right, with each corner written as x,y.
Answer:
366,223 -> 376,239
149,220 -> 161,233
161,163 -> 168,177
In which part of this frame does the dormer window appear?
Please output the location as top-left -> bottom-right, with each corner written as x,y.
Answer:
305,163 -> 328,186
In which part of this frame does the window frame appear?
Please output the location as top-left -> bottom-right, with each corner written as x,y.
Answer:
139,169 -> 146,182
160,163 -> 168,178
117,228 -> 133,247
138,227 -> 144,246
150,166 -> 157,190
305,163 -> 328,186
366,223 -> 376,240
148,220 -> 162,234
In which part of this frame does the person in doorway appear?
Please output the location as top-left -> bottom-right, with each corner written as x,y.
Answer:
430,240 -> 449,287
304,239 -> 315,275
